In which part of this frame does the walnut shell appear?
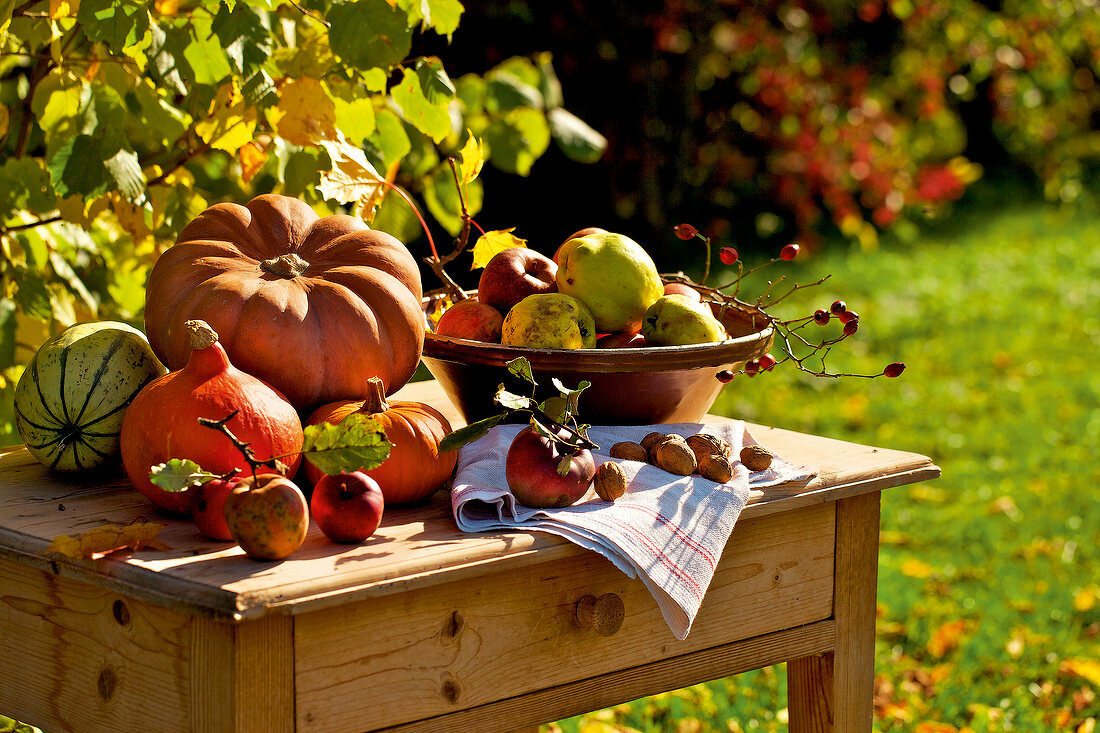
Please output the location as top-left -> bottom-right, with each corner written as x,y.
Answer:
640,431 -> 669,452
593,462 -> 627,501
739,444 -> 773,472
697,452 -> 734,482
649,435 -> 697,476
686,433 -> 731,463
609,441 -> 649,463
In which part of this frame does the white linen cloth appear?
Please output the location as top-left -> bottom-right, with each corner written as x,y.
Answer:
450,420 -> 816,639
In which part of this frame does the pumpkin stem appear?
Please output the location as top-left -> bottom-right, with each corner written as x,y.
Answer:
260,253 -> 310,279
185,320 -> 220,350
362,377 -> 389,414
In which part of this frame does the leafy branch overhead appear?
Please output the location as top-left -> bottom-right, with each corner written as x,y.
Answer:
0,0 -> 607,378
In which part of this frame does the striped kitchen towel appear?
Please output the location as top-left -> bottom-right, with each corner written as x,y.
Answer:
450,420 -> 815,640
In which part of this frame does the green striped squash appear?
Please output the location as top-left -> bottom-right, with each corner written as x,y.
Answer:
15,321 -> 168,472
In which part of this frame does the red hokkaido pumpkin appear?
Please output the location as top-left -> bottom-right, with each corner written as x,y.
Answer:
120,320 -> 304,515
304,377 -> 457,506
143,194 -> 424,411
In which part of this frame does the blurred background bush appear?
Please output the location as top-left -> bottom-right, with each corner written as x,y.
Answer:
430,0 -> 1100,258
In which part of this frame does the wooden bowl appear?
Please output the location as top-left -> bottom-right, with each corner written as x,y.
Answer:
421,294 -> 774,426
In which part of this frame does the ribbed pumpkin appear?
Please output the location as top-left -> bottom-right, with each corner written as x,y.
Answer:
143,194 -> 425,412
304,377 -> 457,505
14,321 -> 168,472
120,320 -> 304,515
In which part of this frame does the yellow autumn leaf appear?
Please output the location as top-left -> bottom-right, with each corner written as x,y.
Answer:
0,105 -> 8,138
1073,585 -> 1098,611
1062,658 -> 1100,686
108,192 -> 152,245
900,557 -> 935,578
270,77 -> 337,147
194,82 -> 256,153
48,522 -> 169,560
317,133 -> 386,212
155,0 -> 178,14
470,228 -> 527,270
457,131 -> 485,186
238,141 -> 267,183
50,0 -> 78,18
927,618 -> 970,659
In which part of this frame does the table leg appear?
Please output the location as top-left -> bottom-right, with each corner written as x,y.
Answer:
787,491 -> 881,732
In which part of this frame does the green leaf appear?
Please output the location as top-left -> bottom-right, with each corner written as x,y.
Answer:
369,108 -> 412,168
149,459 -> 221,493
423,0 -> 462,38
486,72 -> 543,112
539,395 -> 568,424
392,67 -> 452,143
0,158 -> 57,218
415,56 -> 456,105
48,250 -> 98,313
506,356 -> 536,385
302,413 -> 392,476
536,52 -> 563,109
328,0 -> 413,70
0,298 -> 16,370
77,0 -> 151,51
548,108 -> 607,164
14,271 -> 53,321
483,108 -> 551,176
48,127 -> 143,199
145,22 -> 190,97
183,32 -> 233,85
495,386 -> 532,411
423,165 -> 481,236
438,412 -> 506,453
211,1 -> 271,76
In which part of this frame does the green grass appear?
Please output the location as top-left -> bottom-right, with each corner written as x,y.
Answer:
548,193 -> 1100,732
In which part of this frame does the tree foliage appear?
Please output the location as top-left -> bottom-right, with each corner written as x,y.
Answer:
0,0 -> 606,442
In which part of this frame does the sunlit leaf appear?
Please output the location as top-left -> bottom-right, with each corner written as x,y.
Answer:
456,130 -> 484,185
317,134 -> 386,210
423,0 -> 462,38
506,356 -> 535,385
327,0 -> 412,70
238,141 -> 267,183
1061,658 -> 1100,686
495,387 -> 531,411
483,108 -> 550,176
470,228 -> 525,269
549,107 -> 607,164
369,108 -> 412,168
270,77 -> 336,147
149,458 -> 222,493
77,0 -> 150,51
438,412 -> 506,453
48,521 -> 169,560
302,413 -> 391,476
392,67 -> 452,143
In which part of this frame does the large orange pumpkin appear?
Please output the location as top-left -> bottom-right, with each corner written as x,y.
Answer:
143,194 -> 424,411
303,377 -> 458,506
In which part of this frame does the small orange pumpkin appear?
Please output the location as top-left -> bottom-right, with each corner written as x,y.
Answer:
143,194 -> 424,412
304,378 -> 457,506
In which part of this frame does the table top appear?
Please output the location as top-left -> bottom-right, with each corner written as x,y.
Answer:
0,379 -> 939,623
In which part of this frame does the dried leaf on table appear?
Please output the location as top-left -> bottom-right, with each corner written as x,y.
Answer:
47,522 -> 169,560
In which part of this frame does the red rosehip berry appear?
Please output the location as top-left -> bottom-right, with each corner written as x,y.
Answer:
674,223 -> 699,240
830,299 -> 847,315
716,370 -> 735,383
843,319 -> 859,336
719,247 -> 739,265
745,359 -> 760,375
813,309 -> 830,324
780,243 -> 800,261
757,353 -> 777,371
883,362 -> 906,378
838,309 -> 859,324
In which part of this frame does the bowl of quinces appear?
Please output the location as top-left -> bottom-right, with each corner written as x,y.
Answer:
422,227 -> 776,426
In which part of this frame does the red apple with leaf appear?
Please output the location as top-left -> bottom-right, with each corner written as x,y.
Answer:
506,424 -> 596,508
477,247 -> 558,315
189,475 -> 238,541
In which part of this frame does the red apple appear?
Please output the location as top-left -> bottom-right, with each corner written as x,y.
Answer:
223,473 -> 310,560
597,331 -> 648,348
505,425 -> 596,508
478,248 -> 558,315
310,471 -> 385,543
435,298 -> 504,342
663,282 -> 703,302
553,227 -> 608,263
189,476 -> 238,541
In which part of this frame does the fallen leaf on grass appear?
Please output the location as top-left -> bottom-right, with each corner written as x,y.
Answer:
927,618 -> 972,658
1061,658 -> 1100,686
48,522 -> 169,560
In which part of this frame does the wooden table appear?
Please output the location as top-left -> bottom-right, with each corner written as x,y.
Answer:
0,379 -> 938,733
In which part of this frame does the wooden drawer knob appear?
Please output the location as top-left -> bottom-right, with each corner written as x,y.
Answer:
574,593 -> 625,636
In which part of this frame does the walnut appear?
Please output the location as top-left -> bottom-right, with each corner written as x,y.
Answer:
696,452 -> 734,482
609,441 -> 649,463
593,462 -> 627,501
640,431 -> 669,452
685,433 -> 731,463
739,444 -> 773,472
649,435 -> 697,476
